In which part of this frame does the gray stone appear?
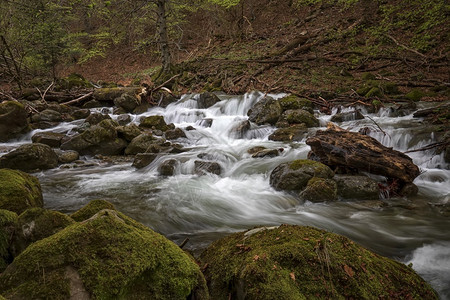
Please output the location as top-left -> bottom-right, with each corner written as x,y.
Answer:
0,143 -> 58,171
132,153 -> 157,169
158,159 -> 178,176
334,175 -> 379,200
31,132 -> 65,148
0,101 -> 30,142
248,96 -> 282,125
198,92 -> 220,109
194,161 -> 221,175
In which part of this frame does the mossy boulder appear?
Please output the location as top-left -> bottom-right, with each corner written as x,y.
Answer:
0,210 -> 18,271
30,109 -> 63,123
299,177 -> 337,202
93,87 -> 141,102
365,87 -> 383,98
330,110 -> 365,123
0,143 -> 58,171
125,133 -> 160,155
117,123 -> 142,142
158,159 -> 178,176
0,169 -> 43,214
200,225 -> 438,300
70,199 -> 116,222
406,89 -> 426,102
57,73 -> 90,90
277,109 -> 319,128
270,160 -> 334,191
31,131 -> 65,148
85,112 -> 111,125
61,119 -> 127,156
0,101 -> 30,142
197,92 -> 221,108
279,95 -> 313,111
335,175 -> 380,200
114,93 -> 141,113
11,208 -> 75,257
268,124 -> 308,142
0,209 -> 209,299
248,96 -> 283,125
139,115 -> 169,131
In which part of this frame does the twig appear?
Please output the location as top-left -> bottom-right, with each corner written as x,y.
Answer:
0,90 -> 18,102
405,141 -> 449,154
179,238 -> 189,249
386,34 -> 427,59
152,74 -> 181,92
60,92 -> 93,106
365,115 -> 390,138
40,81 -> 54,103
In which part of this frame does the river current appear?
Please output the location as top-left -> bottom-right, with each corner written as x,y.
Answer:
1,92 -> 449,298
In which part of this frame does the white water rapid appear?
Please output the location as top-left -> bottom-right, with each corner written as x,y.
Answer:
1,91 -> 449,298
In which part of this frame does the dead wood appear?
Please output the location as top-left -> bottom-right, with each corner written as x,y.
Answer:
61,92 -> 94,106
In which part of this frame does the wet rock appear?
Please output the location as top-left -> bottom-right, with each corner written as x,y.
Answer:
117,123 -> 142,142
165,128 -> 186,140
0,143 -> 58,171
116,114 -> 131,125
251,148 -> 280,158
113,107 -> 127,115
277,109 -> 319,128
71,108 -> 90,120
85,112 -> 111,125
197,92 -> 221,108
125,133 -> 158,155
0,169 -> 43,214
114,93 -> 140,113
82,99 -> 103,109
247,146 -> 267,155
268,124 -> 308,142
200,225 -> 437,300
334,175 -> 379,200
306,126 -> 420,184
57,150 -> 79,164
199,118 -> 213,127
11,208 -> 74,257
133,102 -> 152,114
0,209 -> 17,271
0,101 -> 30,142
299,177 -> 337,202
248,96 -> 282,125
279,95 -> 313,112
194,161 -> 221,175
400,182 -> 419,197
70,199 -> 116,222
158,159 -> 178,176
31,131 -> 65,148
270,159 -> 334,191
0,209 -> 208,299
132,153 -> 157,169
31,109 -> 63,123
61,119 -> 127,156
93,87 -> 141,102
330,110 -> 365,122
139,115 -> 169,131
185,125 -> 196,131
230,120 -> 251,139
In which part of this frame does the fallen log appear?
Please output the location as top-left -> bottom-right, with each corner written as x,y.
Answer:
306,126 -> 420,184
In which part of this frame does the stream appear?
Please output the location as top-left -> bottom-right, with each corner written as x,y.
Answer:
1,91 -> 449,298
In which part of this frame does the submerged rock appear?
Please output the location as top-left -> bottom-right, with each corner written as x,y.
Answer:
200,225 -> 438,300
11,208 -> 75,257
0,143 -> 58,171
0,101 -> 30,142
0,209 -> 208,299
0,169 -> 43,214
270,159 -> 334,191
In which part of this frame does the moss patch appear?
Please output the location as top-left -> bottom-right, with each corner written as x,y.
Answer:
406,89 -> 426,102
300,177 -> 338,202
200,225 -> 438,300
0,209 -> 208,299
0,169 -> 43,214
0,210 -> 18,271
279,95 -> 313,111
71,199 -> 116,222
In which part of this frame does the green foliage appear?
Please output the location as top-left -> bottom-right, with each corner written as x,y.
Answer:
208,0 -> 241,8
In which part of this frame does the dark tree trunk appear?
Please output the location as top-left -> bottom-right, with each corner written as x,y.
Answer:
156,0 -> 171,74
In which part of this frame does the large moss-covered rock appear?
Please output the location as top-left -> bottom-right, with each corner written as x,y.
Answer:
198,92 -> 221,108
0,169 -> 43,214
268,124 -> 308,142
0,143 -> 58,171
270,159 -> 334,191
277,109 -> 319,128
114,93 -> 140,113
0,101 -> 30,142
61,119 -> 127,156
200,225 -> 438,300
0,209 -> 208,299
139,115 -> 169,131
300,177 -> 338,202
248,96 -> 282,125
117,123 -> 142,142
125,133 -> 159,155
279,95 -> 313,111
335,175 -> 380,200
11,208 -> 75,257
0,210 -> 18,271
70,199 -> 116,222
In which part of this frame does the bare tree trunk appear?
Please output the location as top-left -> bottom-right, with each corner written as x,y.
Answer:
156,0 -> 171,74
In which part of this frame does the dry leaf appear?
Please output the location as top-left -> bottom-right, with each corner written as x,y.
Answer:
344,264 -> 354,277
253,255 -> 260,261
290,272 -> 296,281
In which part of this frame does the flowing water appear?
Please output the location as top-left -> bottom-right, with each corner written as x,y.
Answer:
1,91 -> 449,298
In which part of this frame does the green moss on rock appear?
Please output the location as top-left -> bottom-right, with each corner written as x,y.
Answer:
139,115 -> 169,131
300,177 -> 337,202
406,89 -> 426,102
200,225 -> 438,300
0,209 -> 208,299
71,199 -> 116,222
365,87 -> 383,98
12,208 -> 75,257
0,169 -> 43,214
279,95 -> 313,111
0,210 -> 18,271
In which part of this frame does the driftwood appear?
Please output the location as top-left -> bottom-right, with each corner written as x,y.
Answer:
61,92 -> 94,106
306,125 -> 420,184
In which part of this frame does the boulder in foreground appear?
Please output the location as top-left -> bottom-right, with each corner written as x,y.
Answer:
200,225 -> 437,300
0,209 -> 208,299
